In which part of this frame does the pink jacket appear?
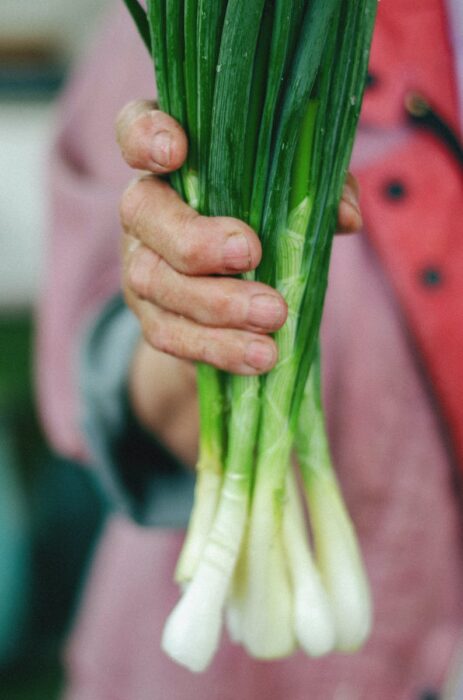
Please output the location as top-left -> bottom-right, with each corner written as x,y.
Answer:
38,1 -> 463,698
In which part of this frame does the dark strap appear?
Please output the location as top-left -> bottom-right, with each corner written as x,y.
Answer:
405,91 -> 463,171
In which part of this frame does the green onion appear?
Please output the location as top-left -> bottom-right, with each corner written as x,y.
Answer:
124,0 -> 377,673
173,0 -> 228,586
296,349 -> 372,651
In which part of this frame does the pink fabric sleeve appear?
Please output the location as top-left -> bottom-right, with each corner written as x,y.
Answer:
36,4 -> 156,461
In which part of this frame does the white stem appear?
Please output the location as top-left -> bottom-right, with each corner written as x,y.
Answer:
306,471 -> 372,652
241,527 -> 296,658
297,363 -> 372,652
283,469 -> 335,656
162,559 -> 228,672
175,469 -> 222,583
225,536 -> 248,644
240,458 -> 297,659
163,473 -> 249,672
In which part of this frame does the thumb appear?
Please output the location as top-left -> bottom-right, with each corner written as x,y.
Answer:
116,99 -> 188,174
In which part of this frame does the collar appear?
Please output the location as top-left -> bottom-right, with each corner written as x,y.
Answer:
362,0 -> 460,135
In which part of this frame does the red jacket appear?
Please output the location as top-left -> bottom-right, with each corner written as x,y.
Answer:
40,1 -> 463,698
360,0 -> 463,471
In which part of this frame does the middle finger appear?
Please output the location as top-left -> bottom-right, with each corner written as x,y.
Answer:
125,239 -> 288,333
120,176 -> 262,276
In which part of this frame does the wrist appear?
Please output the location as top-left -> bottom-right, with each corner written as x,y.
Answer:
129,338 -> 199,467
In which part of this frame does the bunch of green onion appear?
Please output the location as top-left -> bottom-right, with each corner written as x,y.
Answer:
124,0 -> 377,673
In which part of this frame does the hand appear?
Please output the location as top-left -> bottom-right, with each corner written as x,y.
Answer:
116,100 -> 361,463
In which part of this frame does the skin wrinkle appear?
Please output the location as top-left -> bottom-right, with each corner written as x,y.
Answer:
118,102 -> 362,442
127,243 -> 285,331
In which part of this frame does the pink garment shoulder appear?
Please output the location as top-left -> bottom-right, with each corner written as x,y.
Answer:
37,4 -> 155,460
39,2 -> 463,698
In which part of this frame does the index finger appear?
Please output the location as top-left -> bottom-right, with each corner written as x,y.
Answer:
116,99 -> 188,174
120,176 -> 262,276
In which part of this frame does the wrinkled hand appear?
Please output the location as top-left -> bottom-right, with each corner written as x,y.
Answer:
116,100 -> 362,463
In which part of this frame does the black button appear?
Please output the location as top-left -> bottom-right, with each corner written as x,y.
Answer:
384,179 -> 407,201
420,266 -> 443,288
419,690 -> 440,700
365,72 -> 378,90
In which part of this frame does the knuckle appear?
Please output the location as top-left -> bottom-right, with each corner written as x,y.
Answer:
211,291 -> 243,324
141,314 -> 162,351
200,330 -> 229,368
119,179 -> 150,236
127,256 -> 149,299
141,314 -> 184,359
151,328 -> 171,354
177,230 -> 203,272
128,249 -> 163,300
152,325 -> 180,357
121,234 -> 140,272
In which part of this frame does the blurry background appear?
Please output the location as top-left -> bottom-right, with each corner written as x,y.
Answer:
0,2 -> 111,697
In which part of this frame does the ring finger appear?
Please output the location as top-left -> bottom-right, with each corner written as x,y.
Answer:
124,239 -> 288,334
126,288 -> 279,375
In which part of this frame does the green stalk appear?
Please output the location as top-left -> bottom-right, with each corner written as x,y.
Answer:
165,0 -> 187,199
220,25 -> 304,536
165,0 -> 187,128
202,5 -> 308,647
170,0 -> 269,621
176,0 -> 274,586
249,0 -> 305,234
164,2 -> 283,667
175,0 -> 227,580
242,1 -> 274,223
208,0 -> 267,220
147,1 -> 225,582
239,3 -> 376,656
240,196 -> 314,658
147,0 -> 169,112
290,0 -> 378,422
123,0 -> 152,52
194,0 -> 228,522
129,0 -> 378,671
237,3 -> 341,657
257,0 -> 341,286
191,0 -> 270,572
217,19 -> 312,631
218,0 -> 294,522
295,351 -> 372,651
214,3 -> 299,630
197,0 -> 227,213
184,0 -> 199,173
223,0 -> 307,541
289,7 -> 376,649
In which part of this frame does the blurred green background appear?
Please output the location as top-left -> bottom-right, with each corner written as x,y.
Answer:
0,315 -> 106,698
0,2 -> 110,697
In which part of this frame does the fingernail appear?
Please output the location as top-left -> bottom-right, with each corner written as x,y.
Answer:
223,233 -> 252,271
340,199 -> 363,230
244,341 -> 276,372
152,130 -> 172,167
248,294 -> 285,330
342,184 -> 360,214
